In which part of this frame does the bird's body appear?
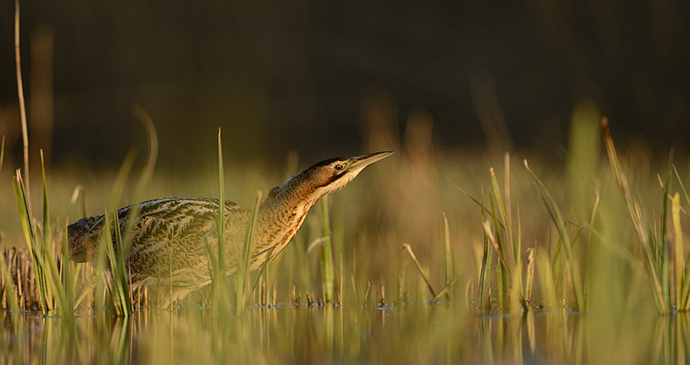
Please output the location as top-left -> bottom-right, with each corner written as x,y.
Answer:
68,151 -> 393,302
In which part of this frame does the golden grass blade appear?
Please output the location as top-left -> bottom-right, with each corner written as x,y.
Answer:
0,249 -> 20,313
15,0 -> 30,203
0,135 -> 4,172
602,117 -> 666,313
675,191 -> 690,310
661,152 -> 674,254
674,166 -> 690,213
504,153 -> 515,263
482,220 -> 512,278
402,244 -> 437,300
672,193 -> 683,308
536,248 -> 557,310
659,153 -> 674,310
73,275 -> 98,309
525,247 -> 535,302
430,275 -> 459,303
217,129 -> 226,274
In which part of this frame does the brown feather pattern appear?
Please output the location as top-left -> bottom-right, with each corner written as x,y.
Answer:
67,151 -> 393,302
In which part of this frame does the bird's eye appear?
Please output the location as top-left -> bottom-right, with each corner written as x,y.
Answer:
334,164 -> 344,171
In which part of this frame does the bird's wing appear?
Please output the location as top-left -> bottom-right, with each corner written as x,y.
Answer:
68,197 -> 247,264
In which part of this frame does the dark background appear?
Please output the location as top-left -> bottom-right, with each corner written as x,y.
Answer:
1,0 -> 689,171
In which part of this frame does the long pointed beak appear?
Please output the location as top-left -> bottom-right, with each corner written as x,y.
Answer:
348,151 -> 394,171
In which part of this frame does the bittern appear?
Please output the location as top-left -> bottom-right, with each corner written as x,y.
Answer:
68,151 -> 393,302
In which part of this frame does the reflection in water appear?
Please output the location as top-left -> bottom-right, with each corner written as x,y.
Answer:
1,304 -> 688,363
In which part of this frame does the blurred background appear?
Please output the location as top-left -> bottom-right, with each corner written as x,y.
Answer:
1,0 -> 689,174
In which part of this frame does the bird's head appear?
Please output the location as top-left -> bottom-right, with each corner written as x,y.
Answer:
264,151 -> 394,212
299,151 -> 394,197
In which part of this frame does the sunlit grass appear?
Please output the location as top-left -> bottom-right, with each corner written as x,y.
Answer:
3,101 -> 690,363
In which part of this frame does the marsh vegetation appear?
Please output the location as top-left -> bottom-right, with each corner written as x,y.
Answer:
2,102 -> 690,364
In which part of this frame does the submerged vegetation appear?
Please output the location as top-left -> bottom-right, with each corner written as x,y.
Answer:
2,100 -> 690,363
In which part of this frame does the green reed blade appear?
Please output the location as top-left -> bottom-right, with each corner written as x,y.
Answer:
455,184 -> 506,231
660,151 -> 673,259
39,151 -> 59,314
320,196 -> 335,303
93,151 -> 135,315
204,236 -> 229,313
479,233 -> 492,309
237,190 -> 262,315
206,128 -> 231,314
252,246 -> 275,294
89,116 -> 155,314
659,152 -> 674,311
93,213 -> 109,315
488,178 -> 512,308
217,129 -> 226,274
110,213 -> 124,312
107,211 -> 130,316
37,151 -> 77,321
490,168 -> 509,254
40,151 -> 50,278
112,106 -> 159,311
524,160 -> 584,311
14,171 -> 51,313
483,219 -> 528,310
478,186 -> 492,309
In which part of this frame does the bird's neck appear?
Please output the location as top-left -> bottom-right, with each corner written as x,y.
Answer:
252,173 -> 320,262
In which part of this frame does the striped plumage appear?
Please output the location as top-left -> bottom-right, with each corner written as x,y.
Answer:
68,151 -> 393,303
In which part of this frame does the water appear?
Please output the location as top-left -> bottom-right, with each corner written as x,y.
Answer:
1,301 -> 686,364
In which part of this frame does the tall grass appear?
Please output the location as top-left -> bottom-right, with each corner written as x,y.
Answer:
600,117 -> 689,314
14,164 -> 51,313
3,3 -> 690,361
236,190 -> 261,315
320,196 -> 335,303
5,99 -> 690,363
